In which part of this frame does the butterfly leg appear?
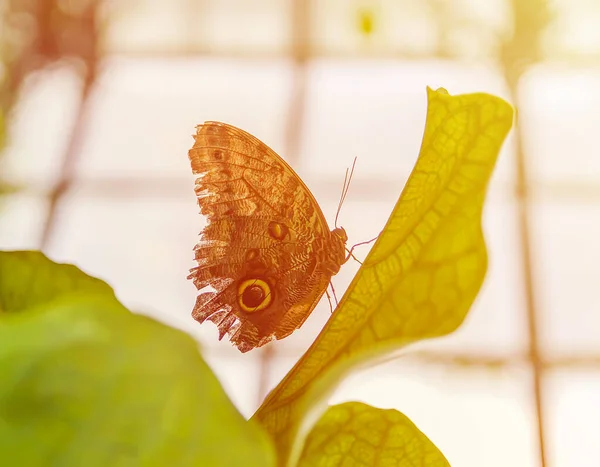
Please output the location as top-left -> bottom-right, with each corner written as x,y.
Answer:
345,248 -> 363,265
329,281 -> 339,308
344,231 -> 382,264
325,288 -> 334,314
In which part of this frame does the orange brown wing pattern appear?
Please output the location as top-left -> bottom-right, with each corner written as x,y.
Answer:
188,122 -> 337,352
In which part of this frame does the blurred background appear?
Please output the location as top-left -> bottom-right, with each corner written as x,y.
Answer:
1,1 -> 599,466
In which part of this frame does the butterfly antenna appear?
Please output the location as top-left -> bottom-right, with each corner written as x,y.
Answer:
334,157 -> 357,228
340,157 -> 356,206
334,168 -> 349,228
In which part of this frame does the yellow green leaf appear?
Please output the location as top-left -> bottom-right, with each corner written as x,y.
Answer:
253,87 -> 513,465
298,402 -> 450,467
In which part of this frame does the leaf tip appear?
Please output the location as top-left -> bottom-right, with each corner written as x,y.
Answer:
426,86 -> 449,97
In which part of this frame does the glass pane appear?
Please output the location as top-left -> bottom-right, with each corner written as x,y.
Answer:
546,369 -> 600,467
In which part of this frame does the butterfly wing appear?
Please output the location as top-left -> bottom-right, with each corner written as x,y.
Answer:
188,122 -> 336,352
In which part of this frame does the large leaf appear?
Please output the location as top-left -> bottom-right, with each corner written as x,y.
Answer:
0,250 -> 116,314
253,88 -> 514,465
0,251 -> 276,467
298,402 -> 450,467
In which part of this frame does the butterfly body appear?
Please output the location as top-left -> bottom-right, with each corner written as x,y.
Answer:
188,122 -> 347,352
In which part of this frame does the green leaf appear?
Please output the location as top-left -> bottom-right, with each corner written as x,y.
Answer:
0,252 -> 276,467
254,88 -> 513,465
0,250 -> 116,314
298,402 -> 450,467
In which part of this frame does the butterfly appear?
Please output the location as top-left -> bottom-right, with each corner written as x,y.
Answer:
188,122 -> 351,352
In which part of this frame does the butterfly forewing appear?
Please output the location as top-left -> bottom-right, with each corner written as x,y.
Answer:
188,122 -> 346,352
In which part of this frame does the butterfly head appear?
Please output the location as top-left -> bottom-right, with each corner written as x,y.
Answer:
326,227 -> 349,274
331,227 -> 348,244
